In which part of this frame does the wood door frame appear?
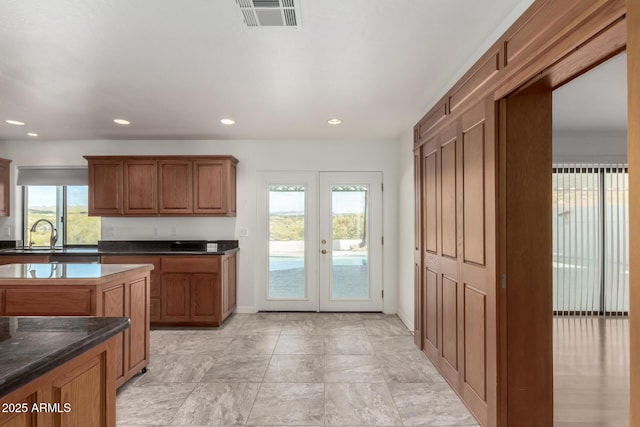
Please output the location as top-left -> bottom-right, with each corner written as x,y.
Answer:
414,0 -> 637,424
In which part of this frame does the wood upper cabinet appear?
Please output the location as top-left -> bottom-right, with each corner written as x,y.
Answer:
193,159 -> 237,215
85,155 -> 238,216
124,159 -> 157,214
159,159 -> 192,214
0,158 -> 11,217
87,158 -> 123,215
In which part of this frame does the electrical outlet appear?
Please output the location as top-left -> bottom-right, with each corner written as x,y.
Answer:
239,227 -> 249,237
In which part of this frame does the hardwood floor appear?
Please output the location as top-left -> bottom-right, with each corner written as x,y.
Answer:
554,316 -> 629,426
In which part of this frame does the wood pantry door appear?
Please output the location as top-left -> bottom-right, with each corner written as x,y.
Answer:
419,96 -> 497,426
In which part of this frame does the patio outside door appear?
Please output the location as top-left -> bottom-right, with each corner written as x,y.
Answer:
257,171 -> 383,312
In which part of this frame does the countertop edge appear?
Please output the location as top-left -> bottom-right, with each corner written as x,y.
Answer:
0,317 -> 130,397
0,249 -> 239,256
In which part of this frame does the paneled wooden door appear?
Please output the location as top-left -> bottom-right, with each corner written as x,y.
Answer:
418,97 -> 497,426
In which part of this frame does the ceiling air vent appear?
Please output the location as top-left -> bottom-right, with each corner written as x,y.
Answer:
235,0 -> 299,27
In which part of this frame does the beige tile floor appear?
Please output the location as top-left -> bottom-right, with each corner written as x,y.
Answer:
116,312 -> 479,426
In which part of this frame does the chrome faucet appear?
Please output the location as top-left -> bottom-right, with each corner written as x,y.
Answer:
29,219 -> 58,250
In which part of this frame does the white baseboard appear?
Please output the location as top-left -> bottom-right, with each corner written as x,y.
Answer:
235,306 -> 257,314
397,310 -> 414,332
382,306 -> 397,315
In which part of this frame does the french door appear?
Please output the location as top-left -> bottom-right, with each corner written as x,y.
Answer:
257,171 -> 383,312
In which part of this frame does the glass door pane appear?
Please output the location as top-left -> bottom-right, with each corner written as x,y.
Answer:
319,172 -> 382,312
330,185 -> 369,299
269,185 -> 306,299
25,186 -> 60,247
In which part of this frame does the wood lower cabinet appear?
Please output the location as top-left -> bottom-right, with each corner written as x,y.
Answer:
221,252 -> 237,321
0,337 -> 117,427
85,156 -> 238,217
161,273 -> 190,321
157,254 -> 236,326
190,274 -> 219,322
100,256 -> 161,322
0,158 -> 11,217
0,266 -> 151,388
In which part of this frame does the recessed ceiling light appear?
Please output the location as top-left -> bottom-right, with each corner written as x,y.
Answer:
221,118 -> 235,125
27,133 -> 38,137
113,118 -> 130,125
6,119 -> 25,126
327,118 -> 342,125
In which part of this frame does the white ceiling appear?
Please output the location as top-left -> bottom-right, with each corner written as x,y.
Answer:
553,52 -> 627,135
0,0 -> 537,141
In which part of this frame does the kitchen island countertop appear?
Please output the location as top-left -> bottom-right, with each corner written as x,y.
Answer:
0,263 -> 153,284
0,316 -> 129,397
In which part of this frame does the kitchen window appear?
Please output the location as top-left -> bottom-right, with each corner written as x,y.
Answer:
23,185 -> 101,247
18,167 -> 101,247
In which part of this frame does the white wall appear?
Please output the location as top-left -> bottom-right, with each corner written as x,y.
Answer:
396,128 -> 415,330
553,131 -> 627,163
0,138 -> 399,314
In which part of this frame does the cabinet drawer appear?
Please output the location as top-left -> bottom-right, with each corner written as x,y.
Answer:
4,289 -> 92,315
161,256 -> 218,273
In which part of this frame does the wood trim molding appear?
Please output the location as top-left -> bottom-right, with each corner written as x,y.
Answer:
628,0 -> 640,425
414,0 -> 625,147
413,0 -> 634,425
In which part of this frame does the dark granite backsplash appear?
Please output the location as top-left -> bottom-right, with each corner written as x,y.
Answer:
97,240 -> 238,252
0,241 -> 19,250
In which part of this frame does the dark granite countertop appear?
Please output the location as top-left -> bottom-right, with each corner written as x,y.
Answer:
0,240 -> 239,257
0,316 -> 130,397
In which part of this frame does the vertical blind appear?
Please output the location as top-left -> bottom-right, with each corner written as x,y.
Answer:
552,163 -> 628,316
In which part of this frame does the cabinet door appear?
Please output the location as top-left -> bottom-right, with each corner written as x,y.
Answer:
88,159 -> 123,216
158,160 -> 192,214
193,159 -> 227,214
101,285 -> 126,382
190,274 -> 218,322
0,391 -> 37,426
150,298 -> 161,322
51,352 -> 110,427
0,158 -> 10,217
0,290 -> 4,315
222,253 -> 237,318
161,273 -> 190,321
128,277 -> 149,371
124,159 -> 157,215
